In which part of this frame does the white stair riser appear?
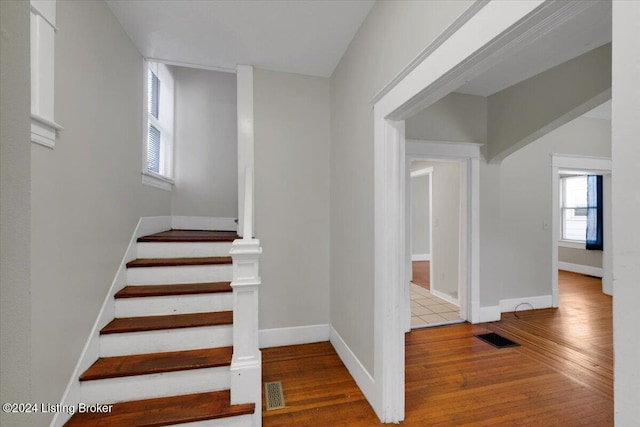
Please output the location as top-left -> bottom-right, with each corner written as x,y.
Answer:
80,366 -> 230,404
167,414 -> 253,427
100,325 -> 233,357
127,264 -> 233,285
115,293 -> 232,317
137,242 -> 233,258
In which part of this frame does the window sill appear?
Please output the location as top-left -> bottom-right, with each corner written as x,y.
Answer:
558,240 -> 585,249
31,113 -> 63,149
142,170 -> 174,191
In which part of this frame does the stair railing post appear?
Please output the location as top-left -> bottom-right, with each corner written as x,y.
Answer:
230,239 -> 261,425
230,166 -> 262,426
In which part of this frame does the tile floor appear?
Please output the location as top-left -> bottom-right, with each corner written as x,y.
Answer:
410,283 -> 464,328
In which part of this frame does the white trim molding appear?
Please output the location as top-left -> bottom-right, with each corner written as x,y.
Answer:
51,216 -> 171,427
259,324 -> 330,349
329,327 -> 376,408
430,288 -> 459,306
369,0 -> 490,105
141,170 -> 174,191
558,262 -> 604,278
237,65 -> 254,238
30,0 -> 61,148
499,295 -> 553,313
371,0 -> 599,421
478,305 -> 501,323
411,253 -> 430,261
406,139 -> 481,325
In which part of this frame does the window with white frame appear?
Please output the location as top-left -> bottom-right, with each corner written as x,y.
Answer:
560,175 -> 588,242
143,62 -> 174,189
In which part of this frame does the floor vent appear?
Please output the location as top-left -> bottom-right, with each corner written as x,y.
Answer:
264,381 -> 285,410
475,332 -> 520,348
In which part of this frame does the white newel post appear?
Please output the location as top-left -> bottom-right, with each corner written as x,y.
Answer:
230,238 -> 262,425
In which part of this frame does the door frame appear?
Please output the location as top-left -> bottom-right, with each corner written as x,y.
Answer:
551,154 -> 612,304
370,0 -> 595,422
405,164 -> 433,332
405,141 -> 481,328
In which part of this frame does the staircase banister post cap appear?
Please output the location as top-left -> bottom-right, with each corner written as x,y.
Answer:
231,238 -> 260,246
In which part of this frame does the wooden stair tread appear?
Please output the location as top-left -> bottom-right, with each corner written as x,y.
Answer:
63,390 -> 254,427
80,347 -> 233,381
138,229 -> 239,243
126,256 -> 232,268
101,311 -> 233,334
115,282 -> 232,298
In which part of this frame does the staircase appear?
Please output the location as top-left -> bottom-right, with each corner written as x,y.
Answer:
64,229 -> 259,426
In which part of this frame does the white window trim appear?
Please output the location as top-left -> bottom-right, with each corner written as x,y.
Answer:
142,60 -> 175,190
559,174 -> 588,245
142,170 -> 174,191
30,0 -> 63,148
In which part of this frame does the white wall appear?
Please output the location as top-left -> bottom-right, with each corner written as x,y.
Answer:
406,92 -> 487,144
29,2 -> 172,425
253,68 -> 330,330
330,0 -> 474,376
410,174 -> 430,256
0,2 -> 32,426
612,2 -> 640,424
559,246 -> 602,269
171,67 -> 238,218
412,160 -> 460,300
481,117 -> 611,308
487,44 -> 611,162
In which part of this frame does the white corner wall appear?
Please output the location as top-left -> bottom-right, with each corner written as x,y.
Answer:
612,1 -> 640,424
410,173 -> 430,257
481,117 -> 611,309
0,2 -> 32,426
330,0 -> 475,378
171,67 -> 238,218
411,160 -> 461,300
253,68 -> 331,331
29,2 -> 172,425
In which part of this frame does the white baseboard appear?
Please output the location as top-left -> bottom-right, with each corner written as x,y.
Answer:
478,305 -> 500,323
171,216 -> 237,231
329,326 -> 376,407
476,294 -> 553,324
430,288 -> 459,306
51,216 -> 171,427
558,261 -> 604,278
499,294 -> 553,313
259,324 -> 330,349
411,253 -> 430,261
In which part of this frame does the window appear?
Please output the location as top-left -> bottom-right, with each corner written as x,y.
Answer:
560,175 -> 588,242
31,0 -> 63,148
143,62 -> 174,190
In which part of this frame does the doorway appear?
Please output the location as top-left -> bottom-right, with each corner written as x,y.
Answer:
550,154 -> 612,304
408,159 -> 465,329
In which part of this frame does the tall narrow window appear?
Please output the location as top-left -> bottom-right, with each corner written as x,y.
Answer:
143,62 -> 174,190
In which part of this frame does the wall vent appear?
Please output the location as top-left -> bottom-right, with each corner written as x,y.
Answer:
264,381 -> 285,410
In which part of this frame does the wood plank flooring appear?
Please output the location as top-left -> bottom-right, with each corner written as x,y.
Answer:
412,260 -> 430,290
262,271 -> 613,426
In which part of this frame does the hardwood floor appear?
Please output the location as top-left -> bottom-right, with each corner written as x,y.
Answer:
262,271 -> 613,426
412,260 -> 430,289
